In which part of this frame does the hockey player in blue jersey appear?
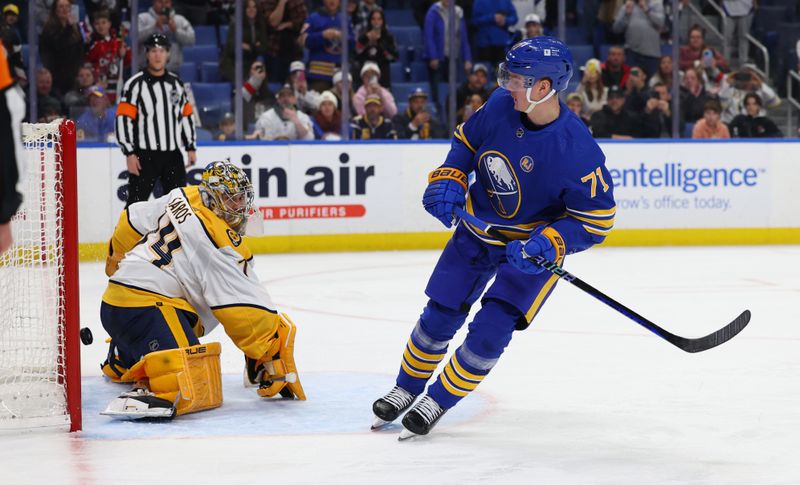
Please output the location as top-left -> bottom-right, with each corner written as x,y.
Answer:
372,37 -> 616,439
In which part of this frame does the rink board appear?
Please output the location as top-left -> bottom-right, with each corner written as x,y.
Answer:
74,140 -> 800,259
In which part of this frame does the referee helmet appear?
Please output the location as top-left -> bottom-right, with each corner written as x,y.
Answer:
144,33 -> 171,51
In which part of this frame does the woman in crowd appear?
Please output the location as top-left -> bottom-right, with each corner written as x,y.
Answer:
354,8 -> 398,88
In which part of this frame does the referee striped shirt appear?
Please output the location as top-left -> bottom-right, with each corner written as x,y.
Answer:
115,70 -> 196,155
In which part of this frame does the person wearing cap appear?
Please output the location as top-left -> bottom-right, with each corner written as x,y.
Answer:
220,0 -> 267,83
0,3 -> 23,80
692,98 -> 730,139
393,88 -> 447,140
249,83 -> 314,141
301,0 -> 355,92
589,84 -> 644,138
62,65 -> 96,112
350,93 -> 397,139
40,0 -> 84,97
314,90 -> 343,139
423,0 -> 473,106
523,13 -> 544,39
331,70 -> 355,110
472,0 -> 518,65
718,64 -> 780,124
76,85 -> 116,142
86,9 -> 131,104
138,0 -> 195,73
512,0 -> 546,32
288,60 -> 322,115
454,63 -> 492,111
355,8 -> 398,88
352,61 -> 397,118
115,33 -> 197,206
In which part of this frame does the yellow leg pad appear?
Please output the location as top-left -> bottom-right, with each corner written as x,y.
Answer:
256,313 -> 306,401
101,360 -> 131,383
122,342 -> 224,416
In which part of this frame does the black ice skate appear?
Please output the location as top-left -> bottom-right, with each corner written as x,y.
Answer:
371,385 -> 417,430
398,395 -> 447,440
101,387 -> 177,420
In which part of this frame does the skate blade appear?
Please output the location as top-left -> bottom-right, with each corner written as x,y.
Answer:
398,428 -> 421,441
370,416 -> 392,430
100,408 -> 175,420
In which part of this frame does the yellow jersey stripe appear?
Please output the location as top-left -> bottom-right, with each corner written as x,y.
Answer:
444,363 -> 480,391
401,359 -> 433,379
525,273 -> 560,321
568,213 -> 615,228
583,225 -> 612,236
451,355 -> 485,382
439,372 -> 470,397
158,305 -> 191,348
103,281 -> 196,313
566,206 -> 617,218
403,349 -> 440,371
407,339 -> 446,362
455,124 -> 476,153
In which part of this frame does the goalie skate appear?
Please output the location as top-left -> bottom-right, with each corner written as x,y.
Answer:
101,388 -> 177,420
371,385 -> 417,430
398,395 -> 447,441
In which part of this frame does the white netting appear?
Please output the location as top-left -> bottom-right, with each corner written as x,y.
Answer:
0,120 -> 69,430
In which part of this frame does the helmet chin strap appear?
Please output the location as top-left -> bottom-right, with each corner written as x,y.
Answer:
524,87 -> 557,114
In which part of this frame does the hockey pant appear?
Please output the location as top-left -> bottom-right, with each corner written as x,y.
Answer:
396,225 -> 561,409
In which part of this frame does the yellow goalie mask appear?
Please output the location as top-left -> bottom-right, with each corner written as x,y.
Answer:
200,161 -> 255,235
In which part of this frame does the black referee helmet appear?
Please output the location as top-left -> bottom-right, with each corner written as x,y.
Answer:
144,33 -> 171,51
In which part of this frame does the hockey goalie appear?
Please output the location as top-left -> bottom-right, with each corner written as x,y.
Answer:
100,161 -> 305,420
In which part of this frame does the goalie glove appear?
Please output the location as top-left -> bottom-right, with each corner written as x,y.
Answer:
243,313 -> 306,400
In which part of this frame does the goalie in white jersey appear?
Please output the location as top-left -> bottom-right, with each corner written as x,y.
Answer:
100,161 -> 305,420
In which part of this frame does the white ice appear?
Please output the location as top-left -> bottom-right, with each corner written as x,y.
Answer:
2,246 -> 799,484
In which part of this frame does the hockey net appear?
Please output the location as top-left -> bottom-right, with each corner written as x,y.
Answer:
0,119 -> 81,432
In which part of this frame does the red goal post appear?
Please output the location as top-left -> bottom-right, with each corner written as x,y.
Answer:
0,119 -> 81,432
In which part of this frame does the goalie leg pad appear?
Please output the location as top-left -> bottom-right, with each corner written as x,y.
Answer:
122,342 -> 224,416
256,313 -> 306,400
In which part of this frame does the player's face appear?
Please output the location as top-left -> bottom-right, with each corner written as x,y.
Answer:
146,46 -> 169,72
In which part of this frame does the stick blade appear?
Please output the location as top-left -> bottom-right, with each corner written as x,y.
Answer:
675,310 -> 751,353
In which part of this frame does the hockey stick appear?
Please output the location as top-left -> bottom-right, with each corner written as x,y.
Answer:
454,207 -> 750,353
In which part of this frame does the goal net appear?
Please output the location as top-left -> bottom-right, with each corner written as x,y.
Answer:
0,119 -> 81,432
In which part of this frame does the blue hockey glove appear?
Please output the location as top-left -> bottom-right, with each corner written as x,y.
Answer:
423,167 -> 468,228
506,233 -> 557,275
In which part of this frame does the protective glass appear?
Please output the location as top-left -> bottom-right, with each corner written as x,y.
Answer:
497,63 -> 537,92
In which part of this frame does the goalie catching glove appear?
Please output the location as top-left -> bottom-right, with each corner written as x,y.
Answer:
244,313 -> 306,400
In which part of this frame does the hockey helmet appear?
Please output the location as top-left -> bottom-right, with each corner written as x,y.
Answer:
200,161 -> 255,235
144,33 -> 171,51
497,37 -> 573,92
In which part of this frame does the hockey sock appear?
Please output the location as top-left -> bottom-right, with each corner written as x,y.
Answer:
396,321 -> 449,395
426,343 -> 492,409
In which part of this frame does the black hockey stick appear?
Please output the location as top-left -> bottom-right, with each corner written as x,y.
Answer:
454,207 -> 750,353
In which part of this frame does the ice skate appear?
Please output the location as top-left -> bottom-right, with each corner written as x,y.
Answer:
371,385 -> 417,430
398,395 -> 447,440
101,387 -> 177,420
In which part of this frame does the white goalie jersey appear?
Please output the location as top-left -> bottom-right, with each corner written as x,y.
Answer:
104,185 -> 280,359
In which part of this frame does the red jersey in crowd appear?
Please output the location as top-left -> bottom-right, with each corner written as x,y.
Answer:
85,32 -> 131,103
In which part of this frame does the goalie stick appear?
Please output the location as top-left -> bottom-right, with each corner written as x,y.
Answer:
454,207 -> 750,353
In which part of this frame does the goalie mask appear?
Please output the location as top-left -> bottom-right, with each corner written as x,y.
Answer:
200,161 -> 255,235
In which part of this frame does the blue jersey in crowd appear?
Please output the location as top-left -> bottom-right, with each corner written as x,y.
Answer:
444,88 -> 616,254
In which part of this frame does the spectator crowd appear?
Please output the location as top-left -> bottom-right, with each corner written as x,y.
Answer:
3,0 -> 795,141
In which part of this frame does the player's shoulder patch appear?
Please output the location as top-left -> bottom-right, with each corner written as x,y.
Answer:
226,228 -> 242,247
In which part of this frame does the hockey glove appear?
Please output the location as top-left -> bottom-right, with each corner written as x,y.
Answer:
506,231 -> 558,275
422,167 -> 469,228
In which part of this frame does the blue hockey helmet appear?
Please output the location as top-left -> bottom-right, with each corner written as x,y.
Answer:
498,37 -> 574,92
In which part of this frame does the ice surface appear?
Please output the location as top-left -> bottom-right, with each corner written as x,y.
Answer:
1,246 -> 799,484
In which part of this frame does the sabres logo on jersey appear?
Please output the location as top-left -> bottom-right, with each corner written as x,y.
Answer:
227,228 -> 242,247
477,151 -> 521,218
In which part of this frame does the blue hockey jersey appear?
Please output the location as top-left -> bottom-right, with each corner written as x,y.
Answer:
444,89 -> 616,254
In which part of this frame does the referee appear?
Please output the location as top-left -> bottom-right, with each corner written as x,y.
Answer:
115,33 -> 197,206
